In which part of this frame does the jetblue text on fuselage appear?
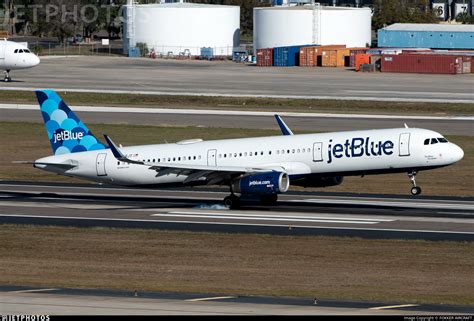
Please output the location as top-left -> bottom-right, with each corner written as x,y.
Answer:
327,137 -> 394,164
53,130 -> 84,144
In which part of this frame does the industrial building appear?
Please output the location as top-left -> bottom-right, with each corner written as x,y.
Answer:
253,4 -> 371,52
378,23 -> 474,50
123,1 -> 240,56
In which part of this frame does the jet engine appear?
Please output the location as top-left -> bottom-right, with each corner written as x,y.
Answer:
232,172 -> 289,195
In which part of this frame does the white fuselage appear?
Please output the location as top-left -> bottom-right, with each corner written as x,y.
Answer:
0,40 -> 40,71
35,127 -> 464,187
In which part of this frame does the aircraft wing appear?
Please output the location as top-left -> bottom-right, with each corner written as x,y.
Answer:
104,135 -> 286,185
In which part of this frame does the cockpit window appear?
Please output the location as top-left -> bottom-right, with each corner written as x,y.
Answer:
14,49 -> 18,53
431,138 -> 438,144
18,49 -> 24,53
424,139 -> 430,145
24,49 -> 30,53
438,138 -> 448,143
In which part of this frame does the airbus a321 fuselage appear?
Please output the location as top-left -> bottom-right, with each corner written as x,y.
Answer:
31,90 -> 464,208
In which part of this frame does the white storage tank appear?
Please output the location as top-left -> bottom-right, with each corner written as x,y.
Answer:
124,2 -> 240,56
253,5 -> 371,52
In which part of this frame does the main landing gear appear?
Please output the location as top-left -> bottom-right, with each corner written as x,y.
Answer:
408,170 -> 422,196
223,193 -> 279,209
3,70 -> 11,82
224,194 -> 240,209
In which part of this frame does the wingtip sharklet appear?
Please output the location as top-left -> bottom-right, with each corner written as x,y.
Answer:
274,114 -> 294,136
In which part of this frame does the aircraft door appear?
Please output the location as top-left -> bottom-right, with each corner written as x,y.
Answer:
207,149 -> 217,166
0,43 -> 5,60
96,153 -> 108,176
399,133 -> 410,156
313,142 -> 323,162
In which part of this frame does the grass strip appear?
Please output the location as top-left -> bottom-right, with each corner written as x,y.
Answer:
1,90 -> 473,116
0,224 -> 472,305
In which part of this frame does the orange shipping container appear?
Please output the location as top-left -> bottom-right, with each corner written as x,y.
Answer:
299,46 -> 319,67
300,45 -> 346,67
355,53 -> 371,71
322,48 -> 351,67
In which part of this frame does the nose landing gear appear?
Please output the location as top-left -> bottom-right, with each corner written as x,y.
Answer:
408,170 -> 421,195
3,70 -> 11,82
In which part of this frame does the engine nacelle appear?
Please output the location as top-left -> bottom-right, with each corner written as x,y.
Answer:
293,175 -> 344,188
232,172 -> 290,195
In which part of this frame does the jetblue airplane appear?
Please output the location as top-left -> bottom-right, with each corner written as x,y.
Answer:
30,90 -> 464,208
0,39 -> 40,82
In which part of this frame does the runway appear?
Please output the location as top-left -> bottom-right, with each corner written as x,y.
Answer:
1,56 -> 473,103
1,285 -> 473,315
1,105 -> 473,136
1,182 -> 473,241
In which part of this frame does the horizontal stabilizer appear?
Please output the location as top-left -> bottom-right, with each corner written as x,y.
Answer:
13,160 -> 77,169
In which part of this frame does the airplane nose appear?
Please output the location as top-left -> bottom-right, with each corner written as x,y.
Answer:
31,54 -> 40,66
451,144 -> 464,163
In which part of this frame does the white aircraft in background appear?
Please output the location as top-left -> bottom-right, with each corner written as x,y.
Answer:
0,39 -> 40,82
28,90 -> 464,209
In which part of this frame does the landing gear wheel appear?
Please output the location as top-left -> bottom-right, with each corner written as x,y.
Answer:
224,194 -> 240,209
259,194 -> 278,206
407,170 -> 422,196
4,70 -> 11,82
411,186 -> 421,196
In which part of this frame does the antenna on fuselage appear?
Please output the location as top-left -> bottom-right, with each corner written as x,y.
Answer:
404,123 -> 409,128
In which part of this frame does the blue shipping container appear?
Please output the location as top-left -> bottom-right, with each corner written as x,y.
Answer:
128,47 -> 140,57
378,26 -> 474,50
200,47 -> 214,60
273,45 -> 304,67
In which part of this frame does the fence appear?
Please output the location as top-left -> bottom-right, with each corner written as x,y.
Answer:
27,39 -> 124,56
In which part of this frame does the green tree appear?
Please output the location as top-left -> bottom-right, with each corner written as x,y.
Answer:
372,0 -> 437,30
456,11 -> 474,24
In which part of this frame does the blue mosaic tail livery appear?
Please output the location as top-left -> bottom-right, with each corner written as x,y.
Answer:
35,89 -> 106,155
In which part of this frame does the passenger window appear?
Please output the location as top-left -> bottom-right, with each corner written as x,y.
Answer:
198,155 -> 201,160
431,138 -> 438,144
292,149 -> 295,153
287,150 -> 290,154
239,153 -> 242,157
424,139 -> 429,145
249,152 -> 253,156
244,152 -> 247,156
193,156 -> 196,160
269,151 -> 272,155
260,151 -> 264,155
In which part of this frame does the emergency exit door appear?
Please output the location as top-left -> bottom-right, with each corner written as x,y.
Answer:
207,149 -> 217,166
313,142 -> 323,162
